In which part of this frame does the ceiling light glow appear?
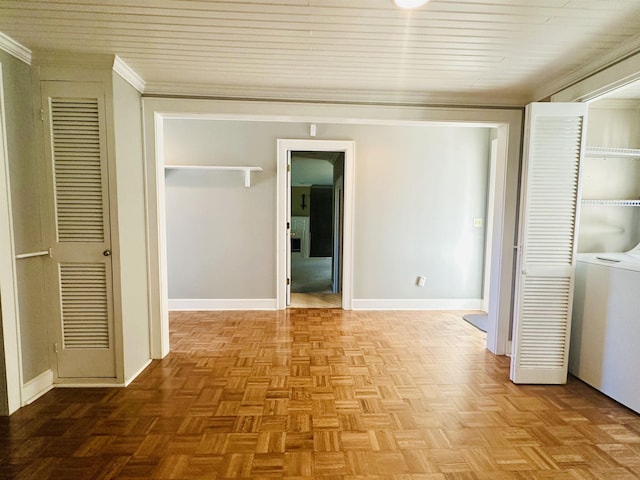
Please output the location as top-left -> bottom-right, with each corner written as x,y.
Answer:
394,0 -> 429,9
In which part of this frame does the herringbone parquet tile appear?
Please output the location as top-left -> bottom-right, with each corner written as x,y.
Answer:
2,309 -> 640,479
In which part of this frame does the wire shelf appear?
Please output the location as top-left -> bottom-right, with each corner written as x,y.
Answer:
585,146 -> 640,158
581,199 -> 640,207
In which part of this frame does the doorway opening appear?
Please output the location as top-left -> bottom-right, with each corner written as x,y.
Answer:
289,151 -> 344,308
277,139 -> 355,311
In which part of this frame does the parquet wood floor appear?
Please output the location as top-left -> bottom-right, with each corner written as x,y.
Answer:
2,309 -> 640,479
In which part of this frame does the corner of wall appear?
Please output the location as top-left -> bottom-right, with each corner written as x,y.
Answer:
111,74 -> 152,380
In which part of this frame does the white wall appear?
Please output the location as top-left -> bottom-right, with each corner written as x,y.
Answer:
164,120 -> 285,300
112,73 -> 151,382
164,119 -> 491,302
578,100 -> 640,252
0,50 -> 48,385
345,123 -> 490,300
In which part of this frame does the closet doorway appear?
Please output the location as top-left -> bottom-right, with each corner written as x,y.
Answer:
289,151 -> 344,308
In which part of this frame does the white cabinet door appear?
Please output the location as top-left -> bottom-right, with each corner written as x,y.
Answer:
42,81 -> 116,379
510,102 -> 588,384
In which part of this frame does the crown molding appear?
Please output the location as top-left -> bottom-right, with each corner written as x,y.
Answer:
0,32 -> 31,65
143,82 -> 528,108
533,33 -> 640,103
113,56 -> 145,93
588,98 -> 640,109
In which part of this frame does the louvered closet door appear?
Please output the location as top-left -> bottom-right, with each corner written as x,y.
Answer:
42,82 -> 116,379
510,102 -> 588,384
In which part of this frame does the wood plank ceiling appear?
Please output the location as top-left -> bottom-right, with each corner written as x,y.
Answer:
2,0 -> 640,106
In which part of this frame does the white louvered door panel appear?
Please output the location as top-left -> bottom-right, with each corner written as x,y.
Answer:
510,102 -> 587,384
42,81 -> 116,379
60,264 -> 110,349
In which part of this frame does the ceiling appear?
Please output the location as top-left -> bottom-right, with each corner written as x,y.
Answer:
2,0 -> 640,106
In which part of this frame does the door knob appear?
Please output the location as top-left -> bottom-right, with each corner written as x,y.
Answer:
103,249 -> 111,256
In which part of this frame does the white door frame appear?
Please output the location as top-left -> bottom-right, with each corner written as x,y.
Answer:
0,63 -> 23,414
482,138 -> 498,312
333,175 -> 344,294
285,149 -> 291,305
277,139 -> 355,310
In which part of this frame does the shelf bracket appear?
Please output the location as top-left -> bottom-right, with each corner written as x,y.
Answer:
243,168 -> 252,188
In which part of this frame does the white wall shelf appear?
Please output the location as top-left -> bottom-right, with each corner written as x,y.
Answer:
164,165 -> 263,187
581,199 -> 640,207
585,146 -> 640,158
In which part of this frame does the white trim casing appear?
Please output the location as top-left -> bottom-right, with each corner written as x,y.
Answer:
154,114 -> 170,358
22,369 -> 54,406
168,299 -> 278,311
0,32 -> 31,65
485,123 -> 514,355
0,63 -> 24,414
142,98 -> 523,360
351,299 -> 483,311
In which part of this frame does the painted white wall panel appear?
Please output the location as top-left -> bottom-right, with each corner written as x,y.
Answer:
112,73 -> 151,382
1,50 -> 48,385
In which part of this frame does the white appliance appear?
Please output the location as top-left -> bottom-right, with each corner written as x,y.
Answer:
570,241 -> 640,413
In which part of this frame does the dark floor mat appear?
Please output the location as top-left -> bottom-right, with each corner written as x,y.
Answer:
463,313 -> 488,332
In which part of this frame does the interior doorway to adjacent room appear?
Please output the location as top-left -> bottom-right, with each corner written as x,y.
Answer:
277,139 -> 355,311
289,151 -> 344,308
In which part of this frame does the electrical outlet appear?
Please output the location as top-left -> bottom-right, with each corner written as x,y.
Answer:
473,218 -> 483,228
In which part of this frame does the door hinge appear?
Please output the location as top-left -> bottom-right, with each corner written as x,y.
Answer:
287,278 -> 290,285
287,222 -> 290,229
40,109 -> 44,121
54,342 -> 58,353
287,164 -> 291,172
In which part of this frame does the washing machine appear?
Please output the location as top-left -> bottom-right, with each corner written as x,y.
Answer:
570,241 -> 640,413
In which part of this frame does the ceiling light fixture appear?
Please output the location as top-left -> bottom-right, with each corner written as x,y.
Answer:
394,0 -> 430,9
